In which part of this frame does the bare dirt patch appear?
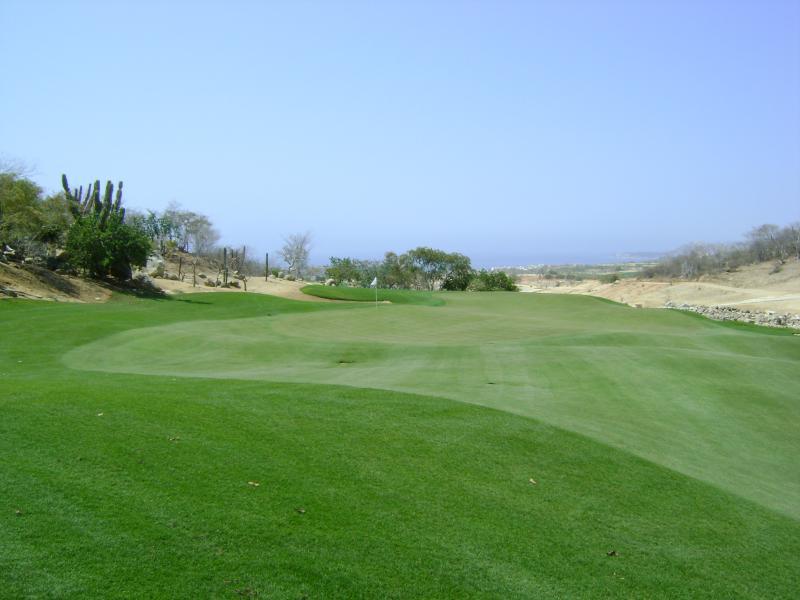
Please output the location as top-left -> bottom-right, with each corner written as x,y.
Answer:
518,258 -> 800,313
0,262 -> 111,303
0,254 -> 329,304
153,276 -> 334,302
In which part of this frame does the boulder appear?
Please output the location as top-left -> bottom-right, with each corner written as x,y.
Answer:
146,255 -> 165,278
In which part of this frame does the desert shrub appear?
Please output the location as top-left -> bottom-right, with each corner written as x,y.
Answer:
441,265 -> 475,291
599,273 -> 620,284
66,213 -> 150,280
0,172 -> 72,258
468,270 -> 518,291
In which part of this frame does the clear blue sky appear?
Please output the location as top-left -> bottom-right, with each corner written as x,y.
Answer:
1,0 -> 798,266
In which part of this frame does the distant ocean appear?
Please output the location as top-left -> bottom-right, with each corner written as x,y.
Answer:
473,251 -> 664,269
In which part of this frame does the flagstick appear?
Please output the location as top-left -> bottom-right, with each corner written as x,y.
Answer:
375,280 -> 378,308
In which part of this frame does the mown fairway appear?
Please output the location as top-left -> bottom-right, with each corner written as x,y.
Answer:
2,290 -> 799,598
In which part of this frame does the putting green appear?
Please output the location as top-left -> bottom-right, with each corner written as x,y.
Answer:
64,292 -> 800,518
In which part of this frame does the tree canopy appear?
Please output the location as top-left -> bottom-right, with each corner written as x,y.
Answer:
325,247 -> 517,292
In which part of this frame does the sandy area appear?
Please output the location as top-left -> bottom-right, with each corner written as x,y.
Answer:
154,275 -> 332,302
518,258 -> 800,314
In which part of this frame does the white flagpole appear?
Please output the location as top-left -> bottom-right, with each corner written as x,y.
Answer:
375,277 -> 378,308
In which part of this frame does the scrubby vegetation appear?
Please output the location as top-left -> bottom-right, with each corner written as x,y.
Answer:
644,222 -> 800,279
0,170 -> 148,280
60,175 -> 150,280
0,166 -> 259,287
505,262 -> 649,283
467,269 -> 519,291
3,161 -> 796,294
126,201 -> 220,257
325,247 -> 517,291
0,170 -> 72,260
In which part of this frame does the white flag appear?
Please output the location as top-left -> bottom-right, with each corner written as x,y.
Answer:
370,277 -> 378,288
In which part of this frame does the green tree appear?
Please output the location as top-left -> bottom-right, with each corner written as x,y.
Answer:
441,253 -> 474,291
36,193 -> 73,254
66,212 -> 150,279
0,172 -> 44,250
407,247 -> 473,290
0,172 -> 73,257
379,251 -> 417,289
326,257 -> 362,285
62,174 -> 150,280
468,270 -> 518,291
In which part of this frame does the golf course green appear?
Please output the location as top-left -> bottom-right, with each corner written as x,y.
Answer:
3,289 -> 799,598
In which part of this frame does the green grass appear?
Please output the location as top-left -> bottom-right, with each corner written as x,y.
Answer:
302,284 -> 444,305
2,291 -> 799,598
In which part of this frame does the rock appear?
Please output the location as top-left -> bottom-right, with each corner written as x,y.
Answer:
146,255 -> 165,278
325,278 -> 336,286
663,302 -> 799,330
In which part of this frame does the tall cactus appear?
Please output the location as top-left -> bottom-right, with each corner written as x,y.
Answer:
62,174 -> 125,229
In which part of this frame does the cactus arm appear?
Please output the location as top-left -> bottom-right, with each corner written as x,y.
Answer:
61,174 -> 72,199
114,181 -> 123,212
92,180 -> 101,214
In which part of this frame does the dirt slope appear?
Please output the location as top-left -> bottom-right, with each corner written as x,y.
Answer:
0,262 -> 111,302
0,255 -> 327,304
153,275 -> 332,302
518,258 -> 800,313
150,252 -> 332,302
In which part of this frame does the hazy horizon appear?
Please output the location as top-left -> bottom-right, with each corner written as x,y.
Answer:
2,0 -> 798,267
